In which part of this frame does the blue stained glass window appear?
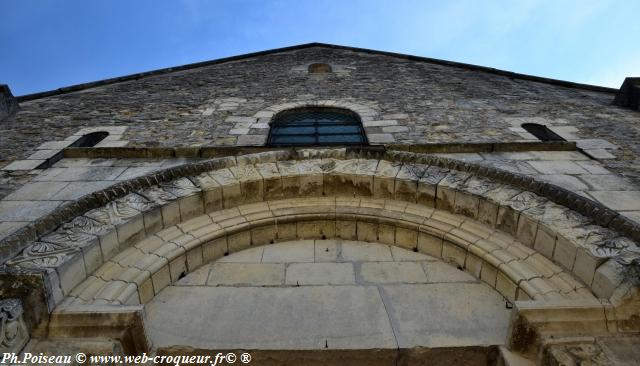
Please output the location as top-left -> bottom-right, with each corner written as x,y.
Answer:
267,107 -> 368,146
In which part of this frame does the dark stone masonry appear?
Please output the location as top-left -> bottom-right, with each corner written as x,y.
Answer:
2,45 -> 639,182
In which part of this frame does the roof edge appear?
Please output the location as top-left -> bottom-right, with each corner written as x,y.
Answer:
16,42 -> 617,101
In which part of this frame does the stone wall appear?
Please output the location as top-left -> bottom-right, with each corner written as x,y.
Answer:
1,45 -> 639,182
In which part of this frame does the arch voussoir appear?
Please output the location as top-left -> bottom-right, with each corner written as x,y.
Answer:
58,196 -> 593,310
3,151 -> 637,319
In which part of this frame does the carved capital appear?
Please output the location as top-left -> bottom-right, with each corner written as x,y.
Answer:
0,298 -> 29,353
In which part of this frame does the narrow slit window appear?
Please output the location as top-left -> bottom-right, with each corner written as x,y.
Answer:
267,107 -> 368,146
521,123 -> 565,142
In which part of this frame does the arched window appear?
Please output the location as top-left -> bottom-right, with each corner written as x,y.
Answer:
521,123 -> 565,142
308,63 -> 332,74
267,107 -> 368,146
70,131 -> 109,147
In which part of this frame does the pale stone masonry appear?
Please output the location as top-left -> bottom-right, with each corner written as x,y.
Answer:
1,44 -> 639,365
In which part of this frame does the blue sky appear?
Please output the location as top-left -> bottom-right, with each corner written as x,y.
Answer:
2,0 -> 639,95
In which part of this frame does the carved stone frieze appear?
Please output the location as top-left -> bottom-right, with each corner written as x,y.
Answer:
84,200 -> 141,226
159,177 -> 201,198
139,186 -> 178,205
419,166 -> 449,185
5,239 -> 78,270
508,191 -> 547,214
116,193 -> 157,212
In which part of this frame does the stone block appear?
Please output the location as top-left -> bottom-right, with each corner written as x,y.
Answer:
341,241 -> 393,261
383,283 -> 510,348
217,246 -> 263,263
588,190 -> 640,211
178,194 -> 204,221
208,263 -> 285,286
202,237 -> 228,263
186,247 -> 204,272
368,134 -> 396,143
309,239 -> 337,262
297,220 -> 335,240
417,232 -> 443,258
275,222 -> 297,241
394,177 -> 417,203
263,241 -> 314,263
529,161 -> 588,175
395,227 -> 418,250
2,159 -> 46,171
0,200 -> 63,221
286,263 -> 355,285
552,235 -> 577,271
56,252 -> 88,295
139,279 -> 155,303
591,259 -> 623,299
264,176 -> 285,200
151,265 -> 171,294
3,181 -> 69,200
573,248 -> 605,286
377,224 -> 395,244
373,175 -> 396,199
169,256 -> 187,283
481,262 -> 498,287
98,231 -> 120,261
453,192 -> 480,219
464,253 -> 483,278
435,185 -> 456,212
250,225 -> 277,246
477,199 -> 499,227
356,221 -> 378,242
441,240 -> 466,267
227,231 -> 252,253
516,214 -> 538,247
116,215 -> 145,249
360,262 -> 427,284
81,242 -> 104,275
143,208 -> 164,235
161,201 -> 181,227
533,225 -> 556,259
336,220 -> 357,240
416,181 -> 437,207
421,261 -> 477,283
363,120 -> 397,127
237,135 -> 267,145
496,206 -> 519,236
353,173 -> 374,197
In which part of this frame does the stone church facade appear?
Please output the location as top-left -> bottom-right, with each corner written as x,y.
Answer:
0,43 -> 639,365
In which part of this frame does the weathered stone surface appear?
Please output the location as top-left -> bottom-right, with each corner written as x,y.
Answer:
145,285 -> 397,350
382,283 -> 511,348
207,263 -> 285,286
286,263 -> 355,285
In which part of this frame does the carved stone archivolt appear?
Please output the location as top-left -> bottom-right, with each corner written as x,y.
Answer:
0,299 -> 29,353
1,150 -> 639,311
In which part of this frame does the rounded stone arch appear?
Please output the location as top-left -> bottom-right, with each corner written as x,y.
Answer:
57,195 -> 597,308
266,106 -> 369,146
254,100 -> 379,147
3,149 -> 640,349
